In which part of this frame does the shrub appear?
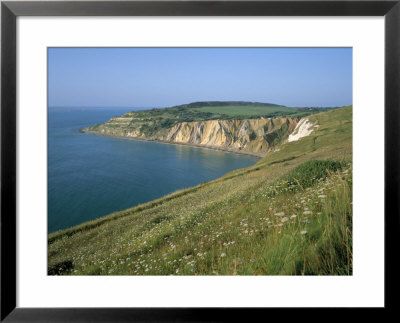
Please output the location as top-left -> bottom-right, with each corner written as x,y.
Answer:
283,160 -> 345,191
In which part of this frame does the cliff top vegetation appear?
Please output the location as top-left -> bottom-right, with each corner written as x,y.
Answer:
121,101 -> 334,123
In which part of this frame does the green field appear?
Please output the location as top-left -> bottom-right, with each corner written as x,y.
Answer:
50,106 -> 352,275
195,105 -> 299,117
119,101 -> 331,123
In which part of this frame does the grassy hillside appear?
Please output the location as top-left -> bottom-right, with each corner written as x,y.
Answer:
167,101 -> 327,119
49,106 -> 352,275
194,105 -> 315,118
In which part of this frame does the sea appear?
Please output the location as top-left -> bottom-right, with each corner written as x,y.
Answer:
48,108 -> 259,233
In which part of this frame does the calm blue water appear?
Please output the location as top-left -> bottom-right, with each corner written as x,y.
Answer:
48,108 -> 259,233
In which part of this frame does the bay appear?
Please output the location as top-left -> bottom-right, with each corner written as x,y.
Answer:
48,108 -> 259,233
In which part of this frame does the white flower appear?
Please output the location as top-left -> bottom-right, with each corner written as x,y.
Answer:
275,212 -> 285,217
281,217 -> 289,223
303,211 -> 313,215
221,253 -> 226,258
290,214 -> 297,219
300,230 -> 308,235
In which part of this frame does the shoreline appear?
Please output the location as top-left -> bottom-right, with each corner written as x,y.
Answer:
82,130 -> 266,158
49,130 -> 263,235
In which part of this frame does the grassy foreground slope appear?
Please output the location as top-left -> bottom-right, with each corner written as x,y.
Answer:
49,106 -> 352,275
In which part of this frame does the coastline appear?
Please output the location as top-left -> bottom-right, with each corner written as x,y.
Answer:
82,130 -> 266,158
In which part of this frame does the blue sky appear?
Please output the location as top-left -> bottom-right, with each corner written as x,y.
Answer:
48,48 -> 352,108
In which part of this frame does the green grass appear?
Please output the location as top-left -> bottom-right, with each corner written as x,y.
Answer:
282,160 -> 346,191
194,105 -> 292,116
49,106 -> 352,276
126,102 -> 331,122
193,105 -> 323,119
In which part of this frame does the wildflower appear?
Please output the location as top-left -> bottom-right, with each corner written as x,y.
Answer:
221,253 -> 226,258
300,230 -> 307,235
281,217 -> 289,223
275,212 -> 285,217
250,259 -> 256,263
303,211 -> 312,215
318,195 -> 326,199
290,214 -> 297,219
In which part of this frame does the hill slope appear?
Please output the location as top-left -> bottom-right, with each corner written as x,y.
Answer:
49,106 -> 352,275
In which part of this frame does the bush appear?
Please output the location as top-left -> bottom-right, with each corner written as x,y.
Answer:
283,160 -> 345,191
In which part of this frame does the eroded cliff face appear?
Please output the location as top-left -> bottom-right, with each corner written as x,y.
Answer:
83,117 -> 303,156
162,118 -> 299,155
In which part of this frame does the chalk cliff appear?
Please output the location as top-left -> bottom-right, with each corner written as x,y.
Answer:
82,116 -> 307,156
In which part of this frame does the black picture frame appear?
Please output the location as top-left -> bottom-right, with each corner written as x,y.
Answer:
1,0 -> 399,321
